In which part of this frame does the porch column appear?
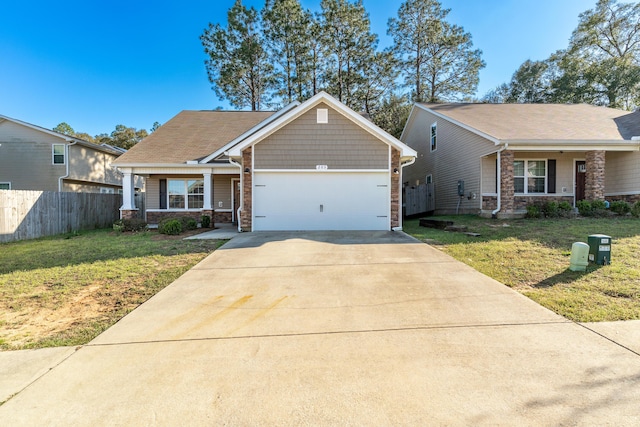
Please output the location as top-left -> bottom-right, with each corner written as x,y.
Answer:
585,150 -> 605,201
203,172 -> 212,210
119,169 -> 138,220
500,150 -> 515,213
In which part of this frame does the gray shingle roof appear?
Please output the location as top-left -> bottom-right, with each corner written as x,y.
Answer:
114,110 -> 275,164
421,103 -> 640,141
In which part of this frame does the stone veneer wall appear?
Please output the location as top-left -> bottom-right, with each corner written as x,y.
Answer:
500,150 -> 515,213
585,150 -> 605,201
391,148 -> 400,229
214,211 -> 233,223
514,196 -> 574,210
482,196 -> 497,211
240,147 -> 253,232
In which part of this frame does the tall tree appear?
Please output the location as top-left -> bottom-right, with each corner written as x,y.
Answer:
370,93 -> 412,139
53,122 -> 75,136
506,59 -> 554,103
554,0 -> 640,109
388,0 -> 485,103
262,0 -> 315,105
318,0 -> 380,109
201,0 -> 273,110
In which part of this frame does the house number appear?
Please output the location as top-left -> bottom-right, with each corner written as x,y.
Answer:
316,165 -> 328,170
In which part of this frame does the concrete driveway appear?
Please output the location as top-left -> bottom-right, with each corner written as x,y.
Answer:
1,231 -> 640,425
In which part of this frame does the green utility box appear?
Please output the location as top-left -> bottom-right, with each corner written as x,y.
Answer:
588,234 -> 611,265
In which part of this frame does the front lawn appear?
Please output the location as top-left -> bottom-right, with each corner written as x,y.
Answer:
0,229 -> 224,350
404,216 -> 640,322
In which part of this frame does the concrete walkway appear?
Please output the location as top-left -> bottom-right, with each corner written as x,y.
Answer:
1,231 -> 639,425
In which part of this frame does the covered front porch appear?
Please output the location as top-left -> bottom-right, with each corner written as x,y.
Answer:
481,147 -> 615,218
119,165 -> 241,226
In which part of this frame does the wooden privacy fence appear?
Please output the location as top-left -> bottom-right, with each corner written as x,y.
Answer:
0,191 -> 122,243
404,183 -> 435,216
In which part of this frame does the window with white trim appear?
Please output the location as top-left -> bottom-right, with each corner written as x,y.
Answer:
168,179 -> 204,209
0,182 -> 10,190
52,144 -> 65,165
430,122 -> 437,151
514,160 -> 546,194
426,174 -> 433,184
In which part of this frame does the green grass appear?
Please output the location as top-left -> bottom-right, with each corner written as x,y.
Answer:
404,216 -> 640,322
0,229 -> 225,350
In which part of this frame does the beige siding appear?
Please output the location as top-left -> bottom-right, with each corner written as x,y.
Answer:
146,174 -> 229,210
254,103 -> 389,170
605,151 -> 640,195
213,174 -> 234,210
402,108 -> 497,214
68,145 -> 121,186
0,120 -> 124,192
0,121 -> 65,191
481,155 -> 497,193
147,178 -> 160,209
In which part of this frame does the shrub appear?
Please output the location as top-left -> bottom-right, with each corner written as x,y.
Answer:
541,201 -> 559,218
158,218 -> 183,235
576,200 -> 593,216
632,201 -> 640,218
113,218 -> 148,232
526,204 -> 542,219
201,215 -> 211,228
610,200 -> 631,216
558,201 -> 572,212
185,218 -> 198,230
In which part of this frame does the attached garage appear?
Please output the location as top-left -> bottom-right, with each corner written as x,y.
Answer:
253,171 -> 390,231
226,92 -> 417,232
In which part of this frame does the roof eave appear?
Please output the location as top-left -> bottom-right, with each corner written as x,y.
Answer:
502,139 -> 640,152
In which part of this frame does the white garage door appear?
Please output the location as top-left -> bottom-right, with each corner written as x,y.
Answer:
253,171 -> 390,231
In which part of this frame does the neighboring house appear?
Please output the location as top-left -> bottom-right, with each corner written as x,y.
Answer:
113,91 -> 417,231
0,114 -> 138,193
401,103 -> 640,218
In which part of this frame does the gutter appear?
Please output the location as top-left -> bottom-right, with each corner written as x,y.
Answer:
228,158 -> 243,232
58,139 -> 77,191
491,143 -> 508,217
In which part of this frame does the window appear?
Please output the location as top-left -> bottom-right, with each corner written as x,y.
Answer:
426,174 -> 433,184
52,144 -> 65,164
430,122 -> 437,151
514,160 -> 546,194
0,182 -> 10,190
168,179 -> 204,209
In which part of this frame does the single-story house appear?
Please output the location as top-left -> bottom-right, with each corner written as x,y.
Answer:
113,91 -> 417,231
400,103 -> 640,217
0,114 -> 139,193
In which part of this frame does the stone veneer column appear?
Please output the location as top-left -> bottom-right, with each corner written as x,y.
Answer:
585,150 -> 605,201
500,150 -> 515,213
390,148 -> 400,229
240,147 -> 252,231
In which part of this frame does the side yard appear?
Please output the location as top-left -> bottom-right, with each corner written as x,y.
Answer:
0,229 -> 223,350
404,216 -> 640,322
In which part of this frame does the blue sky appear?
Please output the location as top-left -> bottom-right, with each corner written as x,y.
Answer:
0,0 -> 596,136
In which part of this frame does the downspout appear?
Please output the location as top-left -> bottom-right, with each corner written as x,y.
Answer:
58,139 -> 77,191
229,158 -> 243,232
491,143 -> 508,217
394,157 -> 416,231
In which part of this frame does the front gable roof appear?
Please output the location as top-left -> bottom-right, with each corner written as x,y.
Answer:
227,91 -> 417,162
416,103 -> 640,143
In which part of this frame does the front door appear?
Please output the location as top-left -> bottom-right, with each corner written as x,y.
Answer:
575,161 -> 586,202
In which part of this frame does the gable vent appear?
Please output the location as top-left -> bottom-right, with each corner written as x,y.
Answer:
317,108 -> 328,124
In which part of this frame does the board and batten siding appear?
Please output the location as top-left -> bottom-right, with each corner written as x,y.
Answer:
402,107 -> 496,214
0,120 -> 66,191
254,103 -> 389,170
604,151 -> 640,195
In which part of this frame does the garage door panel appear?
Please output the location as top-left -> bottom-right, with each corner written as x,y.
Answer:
253,172 -> 389,231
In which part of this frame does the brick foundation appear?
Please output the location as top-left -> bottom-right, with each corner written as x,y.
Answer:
482,196 -> 497,211
214,211 -> 233,223
607,194 -> 640,204
514,195 -> 574,210
120,209 -> 140,220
